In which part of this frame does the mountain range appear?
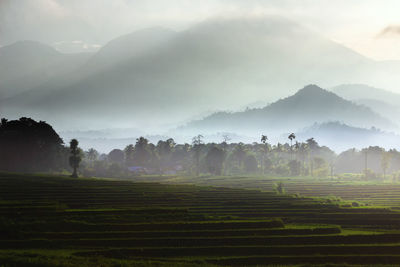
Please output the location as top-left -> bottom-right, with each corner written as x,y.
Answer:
179,85 -> 395,136
2,16 -> 400,131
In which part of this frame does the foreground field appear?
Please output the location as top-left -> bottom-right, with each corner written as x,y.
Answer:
133,175 -> 400,208
2,173 -> 400,266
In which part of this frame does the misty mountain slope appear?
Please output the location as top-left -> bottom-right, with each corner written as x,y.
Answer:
1,28 -> 177,111
2,16 -> 400,130
355,98 -> 400,120
0,41 -> 92,98
181,85 -> 395,135
331,84 -> 400,124
296,121 -> 400,151
332,84 -> 400,107
85,27 -> 177,73
0,41 -> 59,82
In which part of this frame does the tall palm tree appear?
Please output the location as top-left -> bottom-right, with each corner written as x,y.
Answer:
261,135 -> 268,144
261,135 -> 268,174
288,133 -> 296,160
296,142 -> 308,175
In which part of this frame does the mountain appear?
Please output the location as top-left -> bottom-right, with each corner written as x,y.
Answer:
2,17 -> 400,130
180,85 -> 395,136
0,41 -> 92,99
296,121 -> 400,152
331,84 -> 400,107
331,84 -> 400,125
85,27 -> 177,73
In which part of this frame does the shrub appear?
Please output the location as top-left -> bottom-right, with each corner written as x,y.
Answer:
273,182 -> 286,194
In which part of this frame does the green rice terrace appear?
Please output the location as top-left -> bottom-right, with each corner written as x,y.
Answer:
3,173 -> 400,266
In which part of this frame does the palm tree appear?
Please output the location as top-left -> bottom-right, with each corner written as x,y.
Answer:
288,133 -> 296,160
69,139 -> 81,178
261,135 -> 268,144
261,135 -> 268,174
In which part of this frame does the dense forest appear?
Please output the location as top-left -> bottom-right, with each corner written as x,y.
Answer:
1,117 -> 400,180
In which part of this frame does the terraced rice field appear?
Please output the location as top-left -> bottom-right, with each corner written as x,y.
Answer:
145,175 -> 400,208
2,173 -> 400,266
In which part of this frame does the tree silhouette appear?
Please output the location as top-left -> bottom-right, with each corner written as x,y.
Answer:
69,139 -> 81,178
192,135 -> 204,176
134,137 -> 151,166
288,133 -> 296,160
108,149 -> 124,164
232,143 -> 247,172
0,117 -> 63,172
261,135 -> 268,144
124,144 -> 135,166
156,138 -> 175,174
86,148 -> 99,161
205,146 -> 225,175
261,134 -> 268,174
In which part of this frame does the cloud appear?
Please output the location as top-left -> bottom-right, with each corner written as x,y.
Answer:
2,0 -> 400,59
377,25 -> 400,38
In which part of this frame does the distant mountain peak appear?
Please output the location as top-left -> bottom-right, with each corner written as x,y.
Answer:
281,84 -> 343,105
295,84 -> 332,96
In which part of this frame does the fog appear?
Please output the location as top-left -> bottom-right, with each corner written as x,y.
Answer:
1,1 -> 400,153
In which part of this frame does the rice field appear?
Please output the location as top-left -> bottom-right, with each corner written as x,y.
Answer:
2,173 -> 400,266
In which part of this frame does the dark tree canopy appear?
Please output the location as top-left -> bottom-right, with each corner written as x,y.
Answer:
108,149 -> 125,163
0,117 -> 64,171
69,139 -> 81,178
206,146 -> 225,175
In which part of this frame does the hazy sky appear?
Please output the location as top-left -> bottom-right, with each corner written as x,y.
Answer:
1,0 -> 400,59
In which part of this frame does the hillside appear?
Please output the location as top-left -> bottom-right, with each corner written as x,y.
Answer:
3,16 -> 398,130
181,85 -> 395,136
331,84 -> 400,123
332,84 -> 400,107
296,121 -> 400,151
0,41 -> 92,98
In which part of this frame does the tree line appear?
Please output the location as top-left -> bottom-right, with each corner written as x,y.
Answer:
75,135 -> 400,180
1,118 -> 399,180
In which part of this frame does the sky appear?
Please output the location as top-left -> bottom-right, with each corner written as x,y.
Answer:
1,0 -> 400,60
